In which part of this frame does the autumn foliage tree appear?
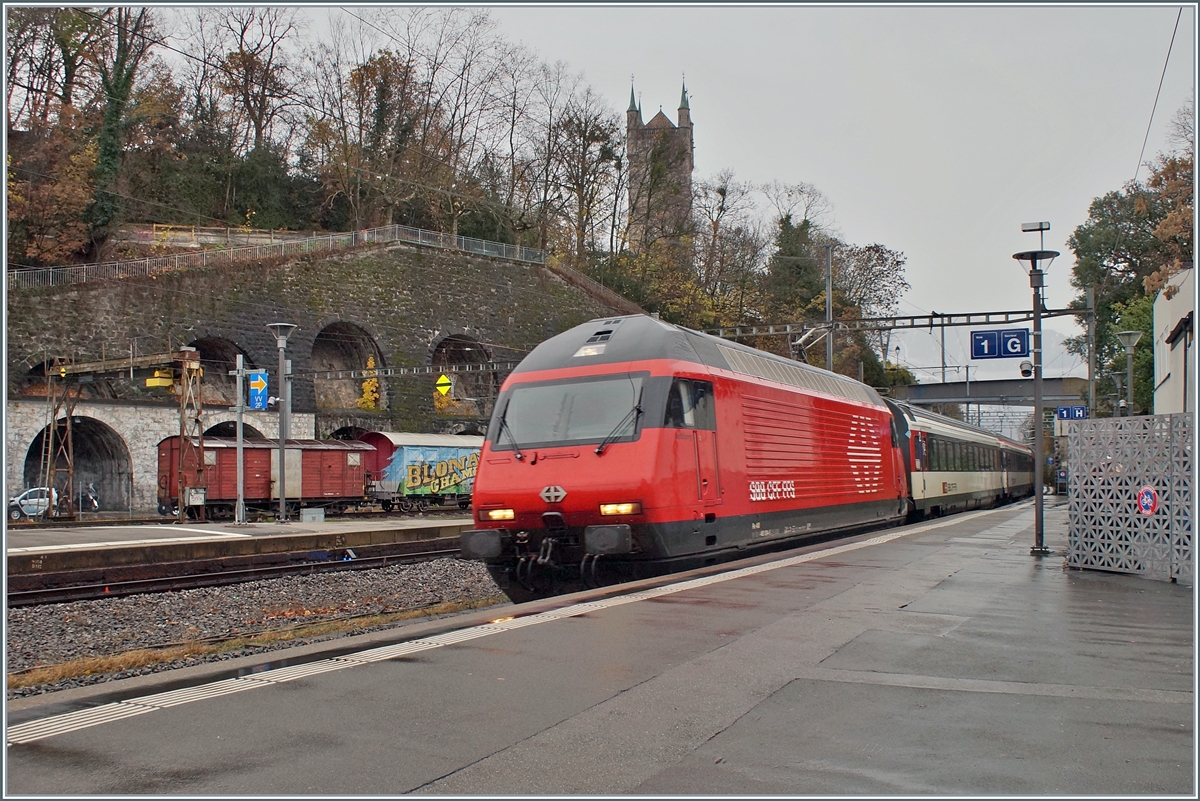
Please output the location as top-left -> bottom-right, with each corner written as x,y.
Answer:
1067,99 -> 1193,414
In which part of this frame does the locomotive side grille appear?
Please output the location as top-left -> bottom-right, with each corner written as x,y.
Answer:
742,393 -> 886,498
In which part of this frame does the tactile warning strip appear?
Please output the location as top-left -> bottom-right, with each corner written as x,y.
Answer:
6,506 -> 1007,746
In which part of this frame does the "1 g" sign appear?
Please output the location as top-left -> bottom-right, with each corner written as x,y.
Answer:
971,328 -> 1030,360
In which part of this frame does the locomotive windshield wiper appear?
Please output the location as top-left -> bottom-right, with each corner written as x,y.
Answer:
595,386 -> 643,456
497,411 -> 525,461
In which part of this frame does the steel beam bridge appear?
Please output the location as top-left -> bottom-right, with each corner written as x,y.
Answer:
886,377 -> 1088,407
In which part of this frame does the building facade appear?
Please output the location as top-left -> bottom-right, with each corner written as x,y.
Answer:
1152,264 -> 1194,414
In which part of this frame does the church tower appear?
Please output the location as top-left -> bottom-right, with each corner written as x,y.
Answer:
625,79 -> 694,250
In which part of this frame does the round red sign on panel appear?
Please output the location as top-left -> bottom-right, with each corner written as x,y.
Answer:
1136,485 -> 1159,516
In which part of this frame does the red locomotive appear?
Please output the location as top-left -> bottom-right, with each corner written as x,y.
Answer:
461,314 -> 1032,600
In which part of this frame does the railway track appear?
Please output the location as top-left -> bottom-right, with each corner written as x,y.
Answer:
7,539 -> 463,607
6,506 -> 468,529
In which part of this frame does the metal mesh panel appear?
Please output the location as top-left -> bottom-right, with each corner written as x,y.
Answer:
1066,414 -> 1192,584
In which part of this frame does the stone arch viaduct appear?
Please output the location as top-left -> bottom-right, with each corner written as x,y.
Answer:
6,241 -> 635,512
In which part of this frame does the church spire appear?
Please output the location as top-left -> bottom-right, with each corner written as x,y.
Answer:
677,77 -> 691,128
627,77 -> 642,128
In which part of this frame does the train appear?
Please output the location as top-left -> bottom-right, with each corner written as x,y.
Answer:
459,314 -> 1035,601
157,433 -> 484,519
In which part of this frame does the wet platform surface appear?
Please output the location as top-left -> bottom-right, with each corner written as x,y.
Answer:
6,500 -> 1194,795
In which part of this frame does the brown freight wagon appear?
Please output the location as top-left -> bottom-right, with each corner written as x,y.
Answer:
157,437 -> 374,518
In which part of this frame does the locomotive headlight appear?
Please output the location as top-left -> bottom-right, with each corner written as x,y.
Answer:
482,508 -> 515,521
600,502 -> 642,516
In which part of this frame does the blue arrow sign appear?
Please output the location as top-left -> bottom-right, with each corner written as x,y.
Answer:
971,328 -> 1030,359
248,371 -> 269,410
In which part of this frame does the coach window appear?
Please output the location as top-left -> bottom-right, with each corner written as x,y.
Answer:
664,379 -> 716,430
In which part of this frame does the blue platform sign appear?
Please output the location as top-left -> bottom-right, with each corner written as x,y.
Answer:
248,371 -> 269,410
970,328 -> 1030,359
1056,405 -> 1088,420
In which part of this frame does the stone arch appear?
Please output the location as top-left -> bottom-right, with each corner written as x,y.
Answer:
23,416 -> 133,511
188,336 -> 255,407
329,425 -> 371,441
311,321 -> 388,411
430,333 -> 497,418
204,421 -> 266,438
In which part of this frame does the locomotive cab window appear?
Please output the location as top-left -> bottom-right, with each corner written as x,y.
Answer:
491,372 -> 648,450
664,379 -> 715,430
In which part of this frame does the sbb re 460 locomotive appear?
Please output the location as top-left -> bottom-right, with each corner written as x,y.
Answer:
460,315 -> 1033,601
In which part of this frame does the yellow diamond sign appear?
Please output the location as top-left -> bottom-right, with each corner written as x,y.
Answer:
436,374 -> 452,395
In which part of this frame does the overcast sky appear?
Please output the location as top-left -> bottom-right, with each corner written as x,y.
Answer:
469,4 -> 1194,387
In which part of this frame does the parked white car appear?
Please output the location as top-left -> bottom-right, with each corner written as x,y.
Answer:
8,487 -> 57,520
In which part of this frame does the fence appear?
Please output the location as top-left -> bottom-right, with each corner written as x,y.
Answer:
7,223 -> 546,291
1066,413 -> 1192,584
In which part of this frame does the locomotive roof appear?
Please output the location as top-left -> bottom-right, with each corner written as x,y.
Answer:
513,314 -> 886,407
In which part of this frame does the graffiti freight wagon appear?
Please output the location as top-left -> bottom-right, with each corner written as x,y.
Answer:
357,432 -> 484,512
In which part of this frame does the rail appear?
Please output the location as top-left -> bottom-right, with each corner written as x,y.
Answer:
7,223 -> 546,291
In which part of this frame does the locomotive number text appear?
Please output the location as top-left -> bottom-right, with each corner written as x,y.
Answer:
749,480 -> 796,502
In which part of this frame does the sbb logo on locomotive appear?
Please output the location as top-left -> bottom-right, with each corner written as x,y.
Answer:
749,480 -> 797,502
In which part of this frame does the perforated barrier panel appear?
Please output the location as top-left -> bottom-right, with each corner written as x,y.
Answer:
1066,414 -> 1192,584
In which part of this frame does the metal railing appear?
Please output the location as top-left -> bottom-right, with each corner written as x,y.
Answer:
8,223 -> 546,291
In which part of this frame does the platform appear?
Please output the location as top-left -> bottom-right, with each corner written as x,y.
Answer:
6,500 -> 1195,795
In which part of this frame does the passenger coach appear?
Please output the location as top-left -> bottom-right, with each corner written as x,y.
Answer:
885,400 -> 1035,518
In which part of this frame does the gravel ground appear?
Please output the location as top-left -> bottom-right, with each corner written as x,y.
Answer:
6,558 -> 504,700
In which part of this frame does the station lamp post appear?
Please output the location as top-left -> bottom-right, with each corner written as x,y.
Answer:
266,323 -> 297,522
1115,330 -> 1143,416
1013,242 -> 1058,557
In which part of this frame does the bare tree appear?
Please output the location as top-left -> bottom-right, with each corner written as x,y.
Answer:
552,86 -> 621,263
830,242 -> 910,359
693,170 -> 770,323
218,7 -> 304,154
760,180 -> 835,233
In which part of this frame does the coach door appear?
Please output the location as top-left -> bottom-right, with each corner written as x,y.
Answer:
666,378 -> 721,505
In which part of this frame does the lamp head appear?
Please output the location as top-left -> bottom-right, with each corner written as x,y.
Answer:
1021,221 -> 1051,233
1115,330 -> 1143,352
1012,249 -> 1060,275
266,322 -> 298,349
1019,360 -> 1033,378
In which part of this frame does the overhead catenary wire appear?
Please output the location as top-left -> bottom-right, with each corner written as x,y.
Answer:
1133,7 -> 1184,184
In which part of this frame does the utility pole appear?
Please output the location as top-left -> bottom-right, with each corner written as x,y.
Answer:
825,243 -> 834,371
266,323 -> 297,523
1086,286 -> 1096,413
229,354 -> 248,525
